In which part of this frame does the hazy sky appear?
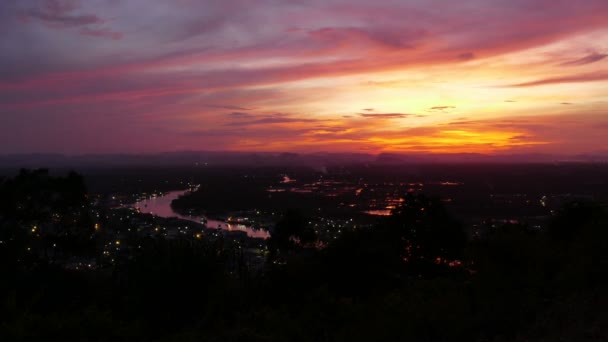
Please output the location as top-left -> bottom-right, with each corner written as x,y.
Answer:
1,0 -> 607,155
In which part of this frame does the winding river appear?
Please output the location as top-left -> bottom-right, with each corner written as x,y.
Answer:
132,190 -> 270,239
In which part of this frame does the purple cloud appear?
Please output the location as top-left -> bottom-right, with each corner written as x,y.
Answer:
560,52 -> 607,66
226,114 -> 325,127
23,9 -> 102,27
228,112 -> 254,119
457,52 -> 475,60
18,0 -> 121,40
207,104 -> 251,111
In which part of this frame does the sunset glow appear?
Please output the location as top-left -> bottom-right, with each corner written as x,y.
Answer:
1,0 -> 607,155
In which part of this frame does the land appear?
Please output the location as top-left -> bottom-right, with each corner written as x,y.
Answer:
0,162 -> 607,340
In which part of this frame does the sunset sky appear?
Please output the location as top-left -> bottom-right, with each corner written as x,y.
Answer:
1,0 -> 607,155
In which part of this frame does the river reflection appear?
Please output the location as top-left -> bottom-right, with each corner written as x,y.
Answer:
132,190 -> 270,239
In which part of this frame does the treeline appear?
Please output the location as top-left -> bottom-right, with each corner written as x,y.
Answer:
0,170 -> 607,340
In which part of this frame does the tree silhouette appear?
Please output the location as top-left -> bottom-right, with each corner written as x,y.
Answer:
321,192 -> 468,296
383,192 -> 467,271
0,169 -> 93,261
267,209 -> 316,261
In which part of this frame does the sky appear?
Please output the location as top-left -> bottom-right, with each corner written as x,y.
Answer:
0,0 -> 607,155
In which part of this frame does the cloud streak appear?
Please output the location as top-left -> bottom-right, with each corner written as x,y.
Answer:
359,113 -> 411,119
560,52 -> 607,66
18,0 -> 121,40
225,113 -> 327,127
507,72 -> 608,87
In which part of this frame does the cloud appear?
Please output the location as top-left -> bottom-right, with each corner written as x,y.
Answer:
362,108 -> 374,112
184,129 -> 245,137
560,102 -> 572,105
243,117 -> 320,125
506,72 -> 608,87
307,26 -> 425,50
447,120 -> 476,125
429,106 -> 455,112
457,52 -> 475,60
509,134 -> 537,141
23,9 -> 103,27
21,0 -> 103,28
364,80 -> 404,87
560,52 -> 607,66
312,125 -> 349,132
79,27 -> 123,40
19,0 -> 121,40
207,104 -> 251,111
304,125 -> 352,136
359,113 -> 411,119
228,112 -> 253,119
226,113 -> 325,127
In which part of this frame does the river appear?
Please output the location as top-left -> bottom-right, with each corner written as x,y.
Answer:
132,190 -> 270,239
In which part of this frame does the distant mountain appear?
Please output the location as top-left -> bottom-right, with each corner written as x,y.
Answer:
374,152 -> 608,164
0,151 -> 606,169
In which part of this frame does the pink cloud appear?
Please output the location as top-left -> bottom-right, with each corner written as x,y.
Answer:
508,72 -> 608,87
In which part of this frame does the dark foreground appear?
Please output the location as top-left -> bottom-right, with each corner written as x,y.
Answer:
0,167 -> 607,341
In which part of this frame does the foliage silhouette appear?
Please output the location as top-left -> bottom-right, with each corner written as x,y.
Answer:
267,209 -> 316,261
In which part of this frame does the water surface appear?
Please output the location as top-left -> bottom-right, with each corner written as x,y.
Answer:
133,190 -> 270,239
